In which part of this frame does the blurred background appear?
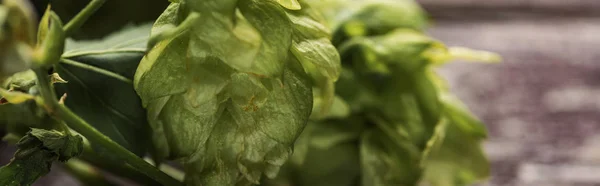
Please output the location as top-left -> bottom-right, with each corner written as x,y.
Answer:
421,0 -> 600,186
1,0 -> 599,185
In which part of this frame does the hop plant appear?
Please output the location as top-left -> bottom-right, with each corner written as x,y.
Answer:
0,0 -> 499,185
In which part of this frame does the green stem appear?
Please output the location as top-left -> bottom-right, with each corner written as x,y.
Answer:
79,143 -> 163,186
54,104 -> 183,186
63,0 -> 107,37
56,120 -> 72,135
34,65 -> 182,186
33,68 -> 59,110
60,58 -> 132,83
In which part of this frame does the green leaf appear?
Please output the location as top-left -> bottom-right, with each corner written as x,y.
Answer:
54,50 -> 149,156
421,115 -> 489,186
28,129 -> 84,161
135,2 -> 313,185
64,23 -> 152,52
0,129 -> 83,186
55,24 -> 153,156
360,129 -> 422,186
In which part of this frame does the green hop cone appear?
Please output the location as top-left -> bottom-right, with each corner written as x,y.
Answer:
133,0 -> 332,185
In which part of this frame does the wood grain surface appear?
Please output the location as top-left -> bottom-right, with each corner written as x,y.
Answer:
420,0 -> 600,185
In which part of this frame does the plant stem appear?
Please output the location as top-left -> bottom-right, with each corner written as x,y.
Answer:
34,66 -> 182,186
79,143 -> 163,186
33,68 -> 59,110
60,58 -> 132,83
54,103 -> 183,186
63,0 -> 106,37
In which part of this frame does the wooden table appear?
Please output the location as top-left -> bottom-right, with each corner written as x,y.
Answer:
420,0 -> 600,185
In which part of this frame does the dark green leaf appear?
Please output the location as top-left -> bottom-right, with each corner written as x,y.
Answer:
55,24 -> 153,156
64,23 -> 152,52
0,129 -> 83,186
54,50 -> 149,156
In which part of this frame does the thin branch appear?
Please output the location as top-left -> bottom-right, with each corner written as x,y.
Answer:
54,104 -> 183,186
63,0 -> 107,37
60,58 -> 132,84
34,64 -> 181,185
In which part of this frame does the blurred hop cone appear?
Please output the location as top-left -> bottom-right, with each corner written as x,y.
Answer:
0,0 -> 36,82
